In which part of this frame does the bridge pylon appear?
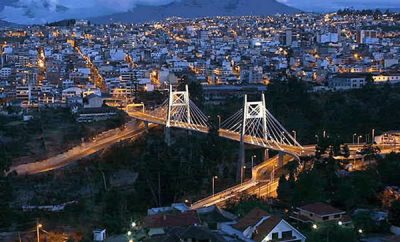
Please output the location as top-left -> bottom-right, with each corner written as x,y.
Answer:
238,94 -> 269,182
165,85 -> 191,146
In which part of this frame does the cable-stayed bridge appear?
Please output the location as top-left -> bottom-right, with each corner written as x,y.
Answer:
11,84 -> 308,208
127,85 -> 210,137
219,94 -> 303,158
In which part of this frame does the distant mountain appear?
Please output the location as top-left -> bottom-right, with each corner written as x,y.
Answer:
90,0 -> 300,24
0,19 -> 19,27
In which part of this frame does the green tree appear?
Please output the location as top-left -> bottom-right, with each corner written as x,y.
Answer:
0,147 -> 13,228
341,145 -> 350,158
277,175 -> 294,204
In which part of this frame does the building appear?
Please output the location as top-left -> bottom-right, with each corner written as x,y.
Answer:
143,210 -> 201,238
357,30 -> 379,44
372,73 -> 400,84
221,208 -> 306,242
374,132 -> 400,145
328,73 -> 368,90
291,202 -> 351,226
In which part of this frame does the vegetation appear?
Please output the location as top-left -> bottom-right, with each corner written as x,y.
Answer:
304,222 -> 358,242
266,79 -> 400,144
389,200 -> 400,227
0,107 -> 127,161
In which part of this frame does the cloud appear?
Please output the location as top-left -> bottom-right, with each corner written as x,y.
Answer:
0,0 -> 179,24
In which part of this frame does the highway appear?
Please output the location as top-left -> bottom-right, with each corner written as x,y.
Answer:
191,154 -> 287,209
9,121 -> 155,175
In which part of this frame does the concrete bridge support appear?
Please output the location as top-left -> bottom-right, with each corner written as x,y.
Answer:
165,127 -> 171,146
264,148 -> 269,161
237,137 -> 245,183
278,151 -> 285,168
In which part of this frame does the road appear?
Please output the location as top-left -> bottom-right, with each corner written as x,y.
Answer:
9,121 -> 155,175
191,154 -> 285,209
127,111 -> 210,134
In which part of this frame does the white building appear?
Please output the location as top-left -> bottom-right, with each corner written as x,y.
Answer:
220,208 -> 306,242
0,67 -> 12,78
328,74 -> 367,90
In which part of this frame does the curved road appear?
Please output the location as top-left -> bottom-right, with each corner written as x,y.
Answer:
9,121 -> 156,175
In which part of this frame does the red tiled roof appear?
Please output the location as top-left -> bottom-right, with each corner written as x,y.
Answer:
298,202 -> 344,216
143,211 -> 200,229
233,207 -> 269,231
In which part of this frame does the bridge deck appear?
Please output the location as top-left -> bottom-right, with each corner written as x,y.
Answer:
218,129 -> 304,157
128,111 -> 210,134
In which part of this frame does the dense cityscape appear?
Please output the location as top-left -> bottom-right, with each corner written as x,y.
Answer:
1,2 -> 400,242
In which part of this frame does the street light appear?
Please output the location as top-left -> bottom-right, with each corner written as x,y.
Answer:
127,231 -> 132,236
315,134 -> 319,143
312,224 -> 318,230
372,129 -> 375,143
241,166 -> 246,184
37,223 -> 42,242
358,135 -> 362,145
212,176 -> 218,196
353,133 -> 357,144
338,221 -> 343,226
251,155 -> 256,168
292,130 -> 297,140
358,229 -> 363,234
131,222 -> 137,228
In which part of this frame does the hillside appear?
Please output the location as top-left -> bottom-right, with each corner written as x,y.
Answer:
90,0 -> 300,24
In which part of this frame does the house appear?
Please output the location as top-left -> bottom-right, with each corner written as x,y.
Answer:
290,202 -> 351,226
84,94 -> 104,108
93,229 -> 106,242
147,203 -> 190,216
143,210 -> 201,237
143,225 -> 227,242
220,208 -> 306,242
197,205 -> 237,230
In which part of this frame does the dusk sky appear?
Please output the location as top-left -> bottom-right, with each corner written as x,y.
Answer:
0,0 -> 399,24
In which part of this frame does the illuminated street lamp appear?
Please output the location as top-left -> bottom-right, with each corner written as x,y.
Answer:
251,155 -> 256,168
131,222 -> 137,228
217,115 -> 221,129
36,223 -> 43,242
212,176 -> 218,196
127,231 -> 132,236
338,221 -> 343,226
353,133 -> 357,144
312,224 -> 318,230
358,229 -> 363,234
358,135 -> 362,145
